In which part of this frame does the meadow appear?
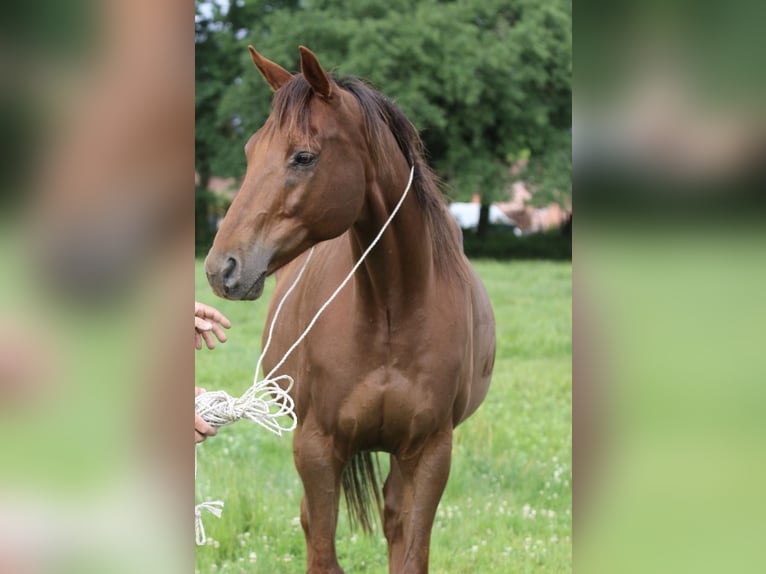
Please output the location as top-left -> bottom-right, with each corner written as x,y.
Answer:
195,259 -> 571,573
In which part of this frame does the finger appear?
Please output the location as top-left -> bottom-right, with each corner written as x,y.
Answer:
195,415 -> 217,437
205,308 -> 231,328
215,312 -> 232,329
194,332 -> 202,350
195,430 -> 212,444
210,323 -> 228,343
201,330 -> 216,349
199,303 -> 231,327
195,317 -> 213,332
196,303 -> 232,328
195,387 -> 206,397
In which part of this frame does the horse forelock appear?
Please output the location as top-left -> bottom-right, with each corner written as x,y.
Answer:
269,73 -> 467,276
269,75 -> 317,148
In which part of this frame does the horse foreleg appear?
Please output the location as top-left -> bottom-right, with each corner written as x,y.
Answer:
383,455 -> 405,569
294,424 -> 345,574
386,429 -> 453,574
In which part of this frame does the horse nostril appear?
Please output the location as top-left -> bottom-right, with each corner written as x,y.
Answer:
222,256 -> 239,289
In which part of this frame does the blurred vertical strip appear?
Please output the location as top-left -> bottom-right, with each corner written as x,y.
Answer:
575,0 -> 766,573
0,0 -> 194,572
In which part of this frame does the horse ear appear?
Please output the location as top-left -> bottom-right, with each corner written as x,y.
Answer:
248,45 -> 293,92
299,46 -> 332,100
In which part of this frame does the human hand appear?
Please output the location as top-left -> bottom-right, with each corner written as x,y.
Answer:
195,301 -> 231,350
195,386 -> 218,443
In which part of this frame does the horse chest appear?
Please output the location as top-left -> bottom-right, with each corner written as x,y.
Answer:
299,346 -> 462,452
287,280 -> 473,450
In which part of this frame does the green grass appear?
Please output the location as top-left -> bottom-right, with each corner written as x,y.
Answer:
195,259 -> 571,573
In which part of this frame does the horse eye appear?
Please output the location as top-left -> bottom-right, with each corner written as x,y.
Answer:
291,151 -> 316,167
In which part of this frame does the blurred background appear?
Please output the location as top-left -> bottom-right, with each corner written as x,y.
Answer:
575,1 -> 766,573
1,0 -> 193,572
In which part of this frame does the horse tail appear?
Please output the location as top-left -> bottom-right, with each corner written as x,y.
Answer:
341,451 -> 383,534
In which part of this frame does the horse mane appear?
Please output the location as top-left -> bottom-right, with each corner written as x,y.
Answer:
269,74 -> 467,277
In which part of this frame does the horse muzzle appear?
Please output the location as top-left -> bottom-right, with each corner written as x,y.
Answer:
205,249 -> 271,301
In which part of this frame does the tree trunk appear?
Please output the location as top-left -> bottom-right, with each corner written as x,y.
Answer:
476,202 -> 491,240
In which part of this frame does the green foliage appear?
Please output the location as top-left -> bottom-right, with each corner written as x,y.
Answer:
195,0 -> 571,208
195,259 -> 572,573
195,186 -> 232,256
522,129 -> 572,208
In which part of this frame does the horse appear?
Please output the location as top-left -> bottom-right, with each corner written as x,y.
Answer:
205,45 -> 495,574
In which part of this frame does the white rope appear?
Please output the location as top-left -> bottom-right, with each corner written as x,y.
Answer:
195,500 -> 224,546
194,164 -> 415,546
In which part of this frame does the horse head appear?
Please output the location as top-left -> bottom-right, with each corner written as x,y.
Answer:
205,46 -> 371,300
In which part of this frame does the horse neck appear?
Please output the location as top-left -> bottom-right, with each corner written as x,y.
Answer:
348,159 -> 434,316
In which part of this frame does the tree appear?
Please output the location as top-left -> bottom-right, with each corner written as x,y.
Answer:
195,0 -> 571,243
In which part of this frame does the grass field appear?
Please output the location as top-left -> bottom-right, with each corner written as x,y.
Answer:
195,259 -> 571,573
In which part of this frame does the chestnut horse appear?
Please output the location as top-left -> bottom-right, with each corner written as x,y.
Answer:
205,46 -> 495,574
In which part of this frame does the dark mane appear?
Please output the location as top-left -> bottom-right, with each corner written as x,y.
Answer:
270,74 -> 466,276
